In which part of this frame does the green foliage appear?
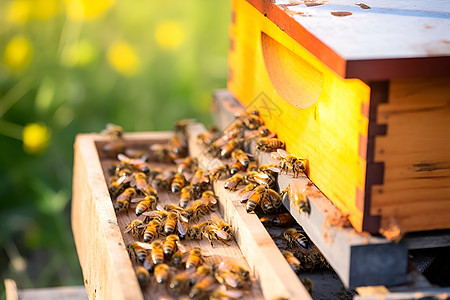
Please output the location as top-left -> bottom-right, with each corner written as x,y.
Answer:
0,0 -> 230,293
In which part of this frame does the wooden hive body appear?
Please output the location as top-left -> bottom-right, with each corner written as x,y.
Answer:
228,0 -> 450,234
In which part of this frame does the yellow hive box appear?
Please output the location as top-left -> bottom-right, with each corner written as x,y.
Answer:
228,0 -> 450,234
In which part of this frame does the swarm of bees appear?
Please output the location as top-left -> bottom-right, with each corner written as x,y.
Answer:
101,121 -> 252,299
100,110 -> 320,298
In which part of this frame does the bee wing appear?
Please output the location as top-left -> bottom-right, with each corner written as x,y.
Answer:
266,132 -> 277,139
135,241 -> 152,250
212,229 -> 229,240
123,227 -> 133,233
183,172 -> 193,182
130,197 -> 145,203
240,190 -> 256,203
220,287 -> 244,299
175,241 -> 188,253
177,218 -> 187,236
142,211 -> 159,217
143,258 -> 154,271
271,151 -> 283,160
136,224 -> 149,229
277,148 -> 291,158
267,166 -> 281,173
211,213 -> 221,224
174,158 -> 187,165
117,153 -> 130,162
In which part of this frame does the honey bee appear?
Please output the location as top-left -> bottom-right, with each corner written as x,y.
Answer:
102,139 -> 126,154
297,248 -> 329,271
282,250 -> 302,274
127,241 -> 151,263
221,138 -> 243,158
124,219 -> 144,238
131,196 -> 157,216
150,240 -> 165,265
189,275 -> 216,300
217,260 -> 250,283
265,188 -> 282,210
238,183 -> 258,201
141,219 -> 161,242
246,160 -> 258,172
211,213 -> 231,235
202,223 -> 231,247
242,114 -> 263,130
223,119 -> 246,139
197,131 -> 218,146
190,168 -> 210,198
170,135 -> 188,157
260,212 -> 295,227
179,186 -> 193,208
256,137 -> 285,152
135,266 -> 150,287
172,250 -> 185,268
271,149 -> 306,178
209,286 -> 244,300
150,143 -> 174,163
241,185 -> 267,213
114,187 -> 136,212
118,153 -> 148,172
129,171 -> 158,197
224,174 -> 244,191
171,172 -> 187,193
163,211 -> 179,235
173,119 -> 195,135
163,234 -> 187,260
101,123 -> 123,139
184,200 -> 209,221
281,184 -> 311,215
208,163 -> 231,183
186,224 -> 203,240
169,269 -> 195,294
232,149 -> 252,169
152,170 -> 175,191
229,160 -> 245,175
244,171 -> 276,189
214,269 -> 246,289
284,228 -> 309,249
185,246 -> 204,270
154,263 -> 170,285
201,190 -> 218,210
175,157 -> 197,174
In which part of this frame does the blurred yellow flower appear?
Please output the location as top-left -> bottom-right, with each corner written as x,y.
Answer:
3,35 -> 33,72
107,41 -> 140,77
33,0 -> 61,20
22,122 -> 52,154
65,0 -> 115,21
6,0 -> 32,25
154,21 -> 186,50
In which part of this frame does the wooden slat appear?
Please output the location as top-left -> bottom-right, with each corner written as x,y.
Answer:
4,279 -> 19,300
72,134 -> 144,300
186,123 -> 313,299
18,286 -> 88,300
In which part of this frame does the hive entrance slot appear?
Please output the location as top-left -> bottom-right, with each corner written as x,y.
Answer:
261,32 -> 324,109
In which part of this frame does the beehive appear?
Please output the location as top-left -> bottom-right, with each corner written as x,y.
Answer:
228,0 -> 450,234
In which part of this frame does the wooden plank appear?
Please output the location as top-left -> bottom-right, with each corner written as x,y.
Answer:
18,286 -> 88,300
211,90 -> 408,288
72,134 -> 145,300
354,287 -> 450,300
4,279 -> 19,300
186,123 -> 313,299
244,0 -> 450,79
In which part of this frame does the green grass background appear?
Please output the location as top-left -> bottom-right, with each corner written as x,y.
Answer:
0,0 -> 231,297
